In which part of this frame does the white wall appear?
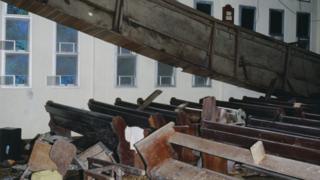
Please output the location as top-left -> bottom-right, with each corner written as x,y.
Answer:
0,0 -> 317,138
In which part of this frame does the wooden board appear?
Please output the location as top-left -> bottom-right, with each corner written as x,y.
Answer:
2,0 -> 320,97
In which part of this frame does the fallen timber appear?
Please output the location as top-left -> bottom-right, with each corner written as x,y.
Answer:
2,0 -> 320,98
201,120 -> 320,165
135,122 -> 320,180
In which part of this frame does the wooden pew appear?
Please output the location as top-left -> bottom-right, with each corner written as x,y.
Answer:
135,122 -> 320,180
201,120 -> 320,165
45,101 -> 118,152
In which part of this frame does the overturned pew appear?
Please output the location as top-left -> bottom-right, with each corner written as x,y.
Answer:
135,122 -> 320,180
45,101 -> 118,152
201,120 -> 320,165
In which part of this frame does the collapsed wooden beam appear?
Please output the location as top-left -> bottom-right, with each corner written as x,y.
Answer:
2,0 -> 320,97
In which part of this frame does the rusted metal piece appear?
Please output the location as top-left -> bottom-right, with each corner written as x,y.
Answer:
2,0 -> 320,97
134,123 -> 234,180
50,139 -> 77,176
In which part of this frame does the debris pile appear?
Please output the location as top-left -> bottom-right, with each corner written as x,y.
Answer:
1,90 -> 320,179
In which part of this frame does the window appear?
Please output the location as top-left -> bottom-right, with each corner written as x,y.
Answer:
7,4 -> 28,15
157,62 -> 175,87
116,47 -> 136,87
193,75 -> 211,87
296,12 -> 310,50
48,24 -> 78,86
269,9 -> 284,40
240,6 -> 256,31
195,0 -> 213,15
1,4 -> 30,87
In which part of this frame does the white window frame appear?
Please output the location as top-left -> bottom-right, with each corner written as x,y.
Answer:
192,75 -> 211,88
48,23 -> 79,88
115,46 -> 137,88
156,62 -> 176,88
1,3 -> 32,88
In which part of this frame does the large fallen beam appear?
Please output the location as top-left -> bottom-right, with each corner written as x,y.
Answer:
2,0 -> 320,97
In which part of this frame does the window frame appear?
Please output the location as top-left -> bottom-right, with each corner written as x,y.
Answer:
1,3 -> 32,88
296,12 -> 311,50
48,23 -> 80,88
269,9 -> 285,40
239,5 -> 256,31
192,75 -> 212,88
115,47 -> 137,88
156,62 -> 176,88
194,0 -> 213,16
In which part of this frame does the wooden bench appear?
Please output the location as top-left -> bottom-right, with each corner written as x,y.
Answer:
135,122 -> 320,180
135,122 -> 235,180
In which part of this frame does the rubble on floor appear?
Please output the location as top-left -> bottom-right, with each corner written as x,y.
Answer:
1,90 -> 320,179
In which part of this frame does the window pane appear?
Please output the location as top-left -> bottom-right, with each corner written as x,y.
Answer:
269,10 -> 283,36
118,47 -> 131,55
7,4 -> 28,15
157,62 -> 174,86
56,55 -> 78,85
196,2 -> 212,15
241,7 -> 255,30
6,19 -> 29,51
117,55 -> 136,86
193,75 -> 210,87
5,54 -> 29,85
297,13 -> 310,38
56,24 -> 78,53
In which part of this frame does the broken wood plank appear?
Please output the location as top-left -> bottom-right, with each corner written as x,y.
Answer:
137,90 -> 162,110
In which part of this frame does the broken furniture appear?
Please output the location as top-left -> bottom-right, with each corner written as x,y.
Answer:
27,137 -> 76,179
135,122 -> 320,180
83,158 -> 146,180
135,122 -> 235,180
75,142 -> 115,170
45,101 -> 119,152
